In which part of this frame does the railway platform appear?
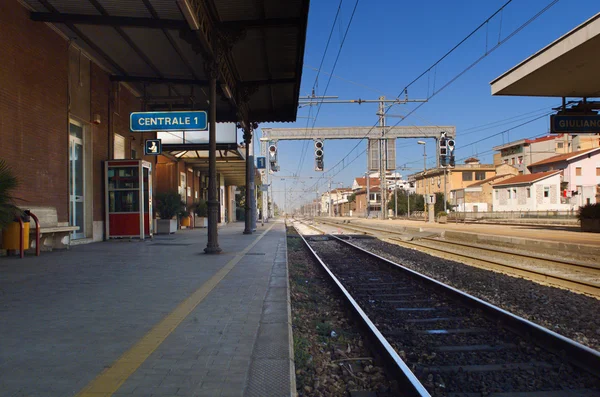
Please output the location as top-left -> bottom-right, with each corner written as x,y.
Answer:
324,216 -> 600,255
0,221 -> 294,397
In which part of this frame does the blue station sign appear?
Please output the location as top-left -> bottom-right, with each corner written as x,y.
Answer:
256,157 -> 266,169
551,114 -> 600,134
130,111 -> 208,132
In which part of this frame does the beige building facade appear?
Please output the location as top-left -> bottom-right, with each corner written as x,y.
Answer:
492,135 -> 571,175
452,164 -> 519,212
410,158 -> 496,197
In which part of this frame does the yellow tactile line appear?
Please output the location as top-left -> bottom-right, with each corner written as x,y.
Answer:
76,222 -> 277,397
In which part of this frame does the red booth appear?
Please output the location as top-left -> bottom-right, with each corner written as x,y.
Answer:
105,160 -> 153,239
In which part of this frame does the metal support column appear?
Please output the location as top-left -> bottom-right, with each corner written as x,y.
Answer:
284,179 -> 287,216
243,125 -> 252,235
261,140 -> 269,223
249,126 -> 256,231
435,138 -> 440,168
366,172 -> 370,218
328,179 -> 332,217
379,97 -> 387,219
444,167 -> 447,212
394,186 -> 397,218
204,72 -> 221,254
315,187 -> 319,217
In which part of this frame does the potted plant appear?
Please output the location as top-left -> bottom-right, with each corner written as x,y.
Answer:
180,209 -> 191,228
154,191 -> 184,234
437,211 -> 448,224
578,203 -> 600,233
0,159 -> 28,251
193,199 -> 208,228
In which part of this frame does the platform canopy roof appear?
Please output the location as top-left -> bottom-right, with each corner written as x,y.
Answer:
26,0 -> 309,123
167,147 -> 247,186
491,12 -> 600,97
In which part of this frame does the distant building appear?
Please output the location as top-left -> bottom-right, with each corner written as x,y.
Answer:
492,135 -> 570,175
409,158 -> 496,203
321,188 -> 353,217
367,171 -> 413,192
572,134 -> 600,152
350,177 -> 382,216
352,177 -> 380,191
492,171 -> 569,212
529,147 -> 600,207
452,164 -> 519,212
352,187 -> 382,218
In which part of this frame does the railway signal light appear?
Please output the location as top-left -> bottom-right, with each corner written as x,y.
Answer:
447,139 -> 455,168
268,143 -> 278,171
439,138 -> 448,167
314,139 -> 324,171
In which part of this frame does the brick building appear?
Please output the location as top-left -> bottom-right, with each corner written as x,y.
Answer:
0,0 -> 155,244
0,0 -> 243,248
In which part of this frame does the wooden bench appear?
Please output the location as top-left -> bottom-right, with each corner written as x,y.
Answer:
22,207 -> 79,251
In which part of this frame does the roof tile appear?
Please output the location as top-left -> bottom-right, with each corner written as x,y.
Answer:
529,147 -> 600,167
492,170 -> 561,187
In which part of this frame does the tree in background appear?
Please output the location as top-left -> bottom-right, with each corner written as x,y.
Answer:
387,189 -> 424,216
434,192 -> 452,214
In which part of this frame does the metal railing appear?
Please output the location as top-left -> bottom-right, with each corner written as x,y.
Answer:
448,210 -> 578,221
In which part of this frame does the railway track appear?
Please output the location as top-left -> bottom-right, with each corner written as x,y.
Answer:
312,218 -> 600,297
292,222 -> 600,397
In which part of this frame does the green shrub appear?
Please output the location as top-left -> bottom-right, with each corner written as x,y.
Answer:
0,159 -> 22,230
577,203 -> 600,221
193,199 -> 208,217
437,211 -> 448,217
155,191 -> 184,219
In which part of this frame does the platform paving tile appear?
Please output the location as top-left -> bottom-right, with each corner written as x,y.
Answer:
0,222 -> 288,397
112,222 -> 289,397
245,238 -> 294,397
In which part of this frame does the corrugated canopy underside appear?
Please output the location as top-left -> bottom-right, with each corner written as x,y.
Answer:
25,0 -> 309,122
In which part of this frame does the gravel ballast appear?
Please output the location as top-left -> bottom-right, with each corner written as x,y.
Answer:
349,238 -> 600,351
287,231 -> 396,397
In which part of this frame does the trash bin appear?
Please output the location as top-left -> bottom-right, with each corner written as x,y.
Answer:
2,213 -> 30,251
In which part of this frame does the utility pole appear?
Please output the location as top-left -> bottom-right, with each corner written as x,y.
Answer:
264,157 -> 269,223
328,178 -> 333,217
379,97 -> 387,220
394,184 -> 397,218
444,167 -> 447,212
315,186 -> 319,217
418,141 -> 427,216
283,179 -> 287,217
366,172 -> 370,218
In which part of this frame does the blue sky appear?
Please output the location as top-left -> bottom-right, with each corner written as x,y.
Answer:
258,0 -> 600,211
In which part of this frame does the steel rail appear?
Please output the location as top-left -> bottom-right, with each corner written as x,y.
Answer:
391,237 -> 600,296
419,236 -> 600,271
292,224 -> 431,397
314,218 -> 600,296
321,232 -> 600,380
316,218 -> 598,269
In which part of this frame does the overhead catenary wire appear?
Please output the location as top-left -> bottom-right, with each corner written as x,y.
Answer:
294,0 -> 345,177
296,0 -> 361,175
295,0 -> 561,204
289,106 -> 559,209
300,0 -> 525,189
